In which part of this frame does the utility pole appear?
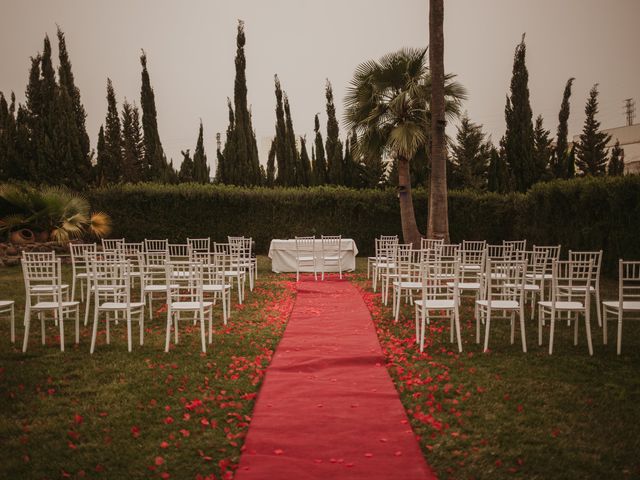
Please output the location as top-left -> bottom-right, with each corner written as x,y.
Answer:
624,98 -> 635,126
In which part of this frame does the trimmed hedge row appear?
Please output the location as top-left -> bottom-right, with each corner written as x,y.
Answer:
87,177 -> 640,272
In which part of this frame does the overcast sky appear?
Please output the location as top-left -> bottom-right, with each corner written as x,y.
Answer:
1,0 -> 638,169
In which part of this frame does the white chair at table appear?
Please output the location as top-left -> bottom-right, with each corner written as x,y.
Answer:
368,235 -> 398,279
603,260 -> 640,355
229,236 -> 257,292
194,251 -> 232,325
538,259 -> 594,355
0,300 -> 16,343
569,250 -> 603,327
102,238 -> 124,252
141,251 -> 175,320
145,238 -> 169,252
476,258 -> 527,353
214,242 -> 246,304
294,236 -> 317,281
69,243 -> 97,302
415,258 -> 462,353
320,235 -> 343,281
165,261 -> 212,353
392,248 -> 423,322
22,256 -> 80,352
89,258 -> 145,354
187,237 -> 211,253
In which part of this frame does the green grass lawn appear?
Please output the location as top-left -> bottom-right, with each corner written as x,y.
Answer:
1,256 -> 639,479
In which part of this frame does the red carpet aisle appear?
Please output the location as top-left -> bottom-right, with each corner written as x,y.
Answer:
235,278 -> 435,480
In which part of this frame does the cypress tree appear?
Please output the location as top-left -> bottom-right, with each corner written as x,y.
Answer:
273,75 -> 290,185
608,140 -> 625,176
299,136 -> 311,186
221,99 -> 237,183
0,93 -> 15,180
140,51 -> 169,182
215,132 -> 225,183
266,138 -> 276,187
355,129 -> 387,189
342,135 -> 355,187
551,77 -> 575,179
449,115 -> 491,190
325,81 -> 343,184
102,79 -> 123,184
95,125 -> 107,185
24,54 -> 43,181
575,84 -> 611,176
121,100 -> 145,182
313,113 -> 327,184
487,145 -> 511,193
192,121 -> 210,183
14,104 -> 32,181
503,35 -> 535,191
57,27 -> 92,184
533,115 -> 553,182
52,83 -> 83,188
283,94 -> 300,185
178,149 -> 194,182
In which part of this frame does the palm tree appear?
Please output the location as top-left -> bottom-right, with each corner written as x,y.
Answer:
344,47 -> 465,247
428,0 -> 448,240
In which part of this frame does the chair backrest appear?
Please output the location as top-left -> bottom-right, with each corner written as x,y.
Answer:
569,250 -> 602,283
90,259 -> 132,305
22,257 -> 63,305
550,260 -> 593,305
533,245 -> 561,274
439,244 -> 460,261
462,240 -> 486,251
168,243 -> 191,260
295,236 -> 316,257
144,239 -> 169,252
375,237 -> 397,260
70,243 -> 97,278
379,235 -> 398,243
504,239 -> 527,252
102,238 -> 125,252
420,258 -> 459,302
619,260 -> 640,303
22,251 -> 55,262
486,244 -> 512,261
193,252 -> 226,287
321,235 -> 342,254
188,237 -> 211,253
165,261 -> 204,305
118,242 -> 144,256
421,238 -> 444,252
520,249 -> 548,278
481,258 -> 526,304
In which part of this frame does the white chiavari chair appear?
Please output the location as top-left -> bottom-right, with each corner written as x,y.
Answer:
294,236 -> 317,281
102,238 -> 124,251
368,235 -> 398,279
320,235 -> 343,280
603,260 -> 640,355
69,243 -> 97,302
569,250 -> 603,327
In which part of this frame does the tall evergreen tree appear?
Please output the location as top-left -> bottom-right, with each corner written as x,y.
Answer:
121,100 -> 145,182
449,115 -> 491,190
503,35 -> 535,191
192,121 -> 210,183
140,51 -> 170,182
221,20 -> 261,185
215,132 -> 226,183
283,94 -> 301,184
95,125 -> 107,185
313,113 -> 327,184
575,84 -> 611,176
488,145 -> 511,193
550,77 -> 575,179
178,149 -> 194,182
299,136 -> 312,186
218,101 -> 236,183
24,54 -> 43,181
0,93 -> 16,180
14,104 -> 32,180
532,115 -> 553,181
608,140 -> 625,176
342,135 -> 357,187
325,81 -> 343,184
273,75 -> 292,185
102,79 -> 123,184
57,27 -> 92,184
266,138 -> 276,187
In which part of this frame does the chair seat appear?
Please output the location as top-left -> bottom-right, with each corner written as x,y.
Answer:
297,256 -> 315,262
144,284 -> 179,293
323,255 -> 340,261
451,281 -> 480,290
99,302 -> 145,310
525,273 -> 552,280
170,301 -> 213,310
31,301 -> 79,310
560,285 -> 596,293
461,265 -> 481,271
602,300 -> 640,311
476,300 -> 520,310
393,281 -> 422,289
203,284 -> 231,292
0,300 -> 15,308
415,299 -> 455,309
76,272 -> 89,279
538,301 -> 585,310
31,284 -> 69,293
224,270 -> 245,276
373,262 -> 395,268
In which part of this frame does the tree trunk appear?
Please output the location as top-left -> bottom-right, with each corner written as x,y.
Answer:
427,0 -> 450,241
397,155 -> 422,248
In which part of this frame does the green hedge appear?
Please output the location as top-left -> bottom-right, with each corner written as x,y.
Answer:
86,177 -> 639,272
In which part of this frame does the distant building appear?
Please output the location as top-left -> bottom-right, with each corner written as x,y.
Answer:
573,124 -> 640,174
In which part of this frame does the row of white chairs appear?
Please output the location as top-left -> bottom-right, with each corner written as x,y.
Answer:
294,235 -> 344,281
12,242 -> 252,353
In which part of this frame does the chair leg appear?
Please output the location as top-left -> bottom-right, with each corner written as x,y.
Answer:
548,309 -> 556,354
595,290 -> 602,327
420,315 -> 427,352
483,310 -> 491,352
454,307 -> 463,353
164,313 -> 172,352
199,310 -> 206,353
208,308 -> 213,344
22,310 -> 30,353
75,308 -> 80,345
510,312 -> 515,345
41,314 -> 46,345
585,309 -> 593,356
414,305 -> 420,344
519,307 -> 527,353
603,308 -> 608,345
222,290 -> 228,325
10,305 -> 15,343
84,293 -> 92,326
616,310 -> 622,355
574,313 -> 579,346
90,311 -> 99,354
538,305 -> 543,346
127,311 -> 133,352
58,307 -> 65,352
140,310 -> 144,346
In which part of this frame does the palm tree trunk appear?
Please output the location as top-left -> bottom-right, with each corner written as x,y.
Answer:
427,0 -> 450,241
397,155 -> 422,248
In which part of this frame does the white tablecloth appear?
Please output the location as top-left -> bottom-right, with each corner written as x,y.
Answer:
268,239 -> 359,273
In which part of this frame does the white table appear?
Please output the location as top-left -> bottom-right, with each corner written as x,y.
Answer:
268,239 -> 359,273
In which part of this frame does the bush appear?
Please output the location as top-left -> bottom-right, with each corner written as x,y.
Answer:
84,177 -> 639,272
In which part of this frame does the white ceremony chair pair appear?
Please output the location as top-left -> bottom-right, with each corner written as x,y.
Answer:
89,258 -> 145,354
415,258 -> 462,353
603,260 -> 640,355
475,258 -> 528,353
368,235 -> 398,280
538,259 -> 595,355
22,256 -> 80,352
